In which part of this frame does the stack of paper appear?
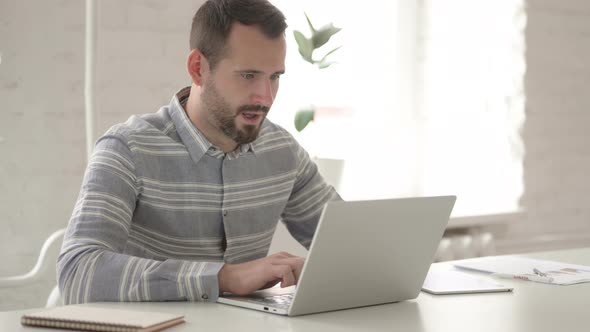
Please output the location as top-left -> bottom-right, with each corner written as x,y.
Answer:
454,256 -> 590,285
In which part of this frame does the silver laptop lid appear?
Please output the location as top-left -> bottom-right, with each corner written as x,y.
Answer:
288,196 -> 456,316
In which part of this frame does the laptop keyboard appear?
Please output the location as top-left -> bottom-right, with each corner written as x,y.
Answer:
255,294 -> 294,308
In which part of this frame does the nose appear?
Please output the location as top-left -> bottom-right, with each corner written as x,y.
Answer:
251,78 -> 275,107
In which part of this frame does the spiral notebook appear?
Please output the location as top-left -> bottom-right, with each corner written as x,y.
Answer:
21,306 -> 185,332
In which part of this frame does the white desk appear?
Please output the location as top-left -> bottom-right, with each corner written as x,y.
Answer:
2,248 -> 590,332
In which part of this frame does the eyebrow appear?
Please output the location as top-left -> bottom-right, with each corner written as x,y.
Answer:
235,69 -> 286,75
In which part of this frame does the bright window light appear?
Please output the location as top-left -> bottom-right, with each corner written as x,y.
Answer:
271,0 -> 526,216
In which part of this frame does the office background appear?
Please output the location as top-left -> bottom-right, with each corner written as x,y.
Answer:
1,0 -> 589,310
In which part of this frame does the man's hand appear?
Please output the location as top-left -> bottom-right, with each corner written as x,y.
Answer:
218,252 -> 305,296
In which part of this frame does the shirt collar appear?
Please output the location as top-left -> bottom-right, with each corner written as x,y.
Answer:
169,87 -> 257,163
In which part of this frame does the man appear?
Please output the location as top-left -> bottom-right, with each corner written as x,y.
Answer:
57,0 -> 339,304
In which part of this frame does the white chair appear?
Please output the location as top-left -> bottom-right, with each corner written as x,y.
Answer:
0,228 -> 65,307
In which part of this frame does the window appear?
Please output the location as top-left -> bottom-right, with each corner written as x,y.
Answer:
419,0 -> 526,215
270,0 -> 525,216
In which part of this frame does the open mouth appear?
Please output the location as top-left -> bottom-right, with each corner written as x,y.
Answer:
240,111 -> 264,125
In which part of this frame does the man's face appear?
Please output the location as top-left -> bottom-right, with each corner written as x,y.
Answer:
201,23 -> 286,145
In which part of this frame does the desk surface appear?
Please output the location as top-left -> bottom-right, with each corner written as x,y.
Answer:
3,248 -> 590,332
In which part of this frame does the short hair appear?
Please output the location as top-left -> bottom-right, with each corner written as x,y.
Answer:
190,0 -> 287,69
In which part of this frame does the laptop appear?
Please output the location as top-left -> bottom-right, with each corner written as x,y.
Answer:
217,196 -> 456,316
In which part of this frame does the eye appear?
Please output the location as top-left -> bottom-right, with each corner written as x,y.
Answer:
241,73 -> 255,80
270,74 -> 281,81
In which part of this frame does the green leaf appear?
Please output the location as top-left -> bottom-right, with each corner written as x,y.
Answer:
312,24 -> 342,49
304,12 -> 316,33
318,61 -> 334,69
293,30 -> 314,63
321,46 -> 341,60
294,109 -> 315,132
318,46 -> 342,65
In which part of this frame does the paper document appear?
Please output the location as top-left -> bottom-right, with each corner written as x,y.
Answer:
454,256 -> 590,285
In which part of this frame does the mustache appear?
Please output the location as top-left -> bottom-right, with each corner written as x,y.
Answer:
238,104 -> 270,114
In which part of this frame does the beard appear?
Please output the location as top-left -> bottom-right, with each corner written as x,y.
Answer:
201,78 -> 269,145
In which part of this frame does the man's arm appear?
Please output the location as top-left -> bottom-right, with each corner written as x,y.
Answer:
280,139 -> 341,249
57,134 -> 223,304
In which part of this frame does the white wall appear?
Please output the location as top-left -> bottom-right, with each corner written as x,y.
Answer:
0,0 -> 202,311
1,0 -> 590,310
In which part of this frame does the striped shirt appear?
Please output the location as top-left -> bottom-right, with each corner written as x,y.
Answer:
57,87 -> 339,304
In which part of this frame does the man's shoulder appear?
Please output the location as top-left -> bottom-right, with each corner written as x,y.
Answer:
102,107 -> 175,143
254,119 -> 299,152
257,120 -> 296,143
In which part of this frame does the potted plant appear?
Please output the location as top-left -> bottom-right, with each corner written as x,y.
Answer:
292,13 -> 345,191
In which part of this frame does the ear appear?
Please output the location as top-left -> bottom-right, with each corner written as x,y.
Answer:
187,49 -> 208,86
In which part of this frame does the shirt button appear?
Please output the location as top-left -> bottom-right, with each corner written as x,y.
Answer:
223,210 -> 228,217
202,294 -> 209,300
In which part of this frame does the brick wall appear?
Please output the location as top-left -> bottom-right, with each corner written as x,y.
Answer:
94,0 -> 201,135
497,0 -> 590,253
0,0 -> 85,310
